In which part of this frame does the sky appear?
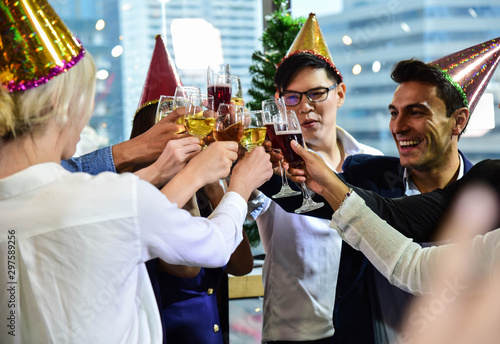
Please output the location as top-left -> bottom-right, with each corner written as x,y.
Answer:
291,0 -> 343,18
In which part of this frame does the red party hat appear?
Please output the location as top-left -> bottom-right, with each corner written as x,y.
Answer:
282,13 -> 342,82
135,35 -> 183,113
131,35 -> 183,138
428,37 -> 500,114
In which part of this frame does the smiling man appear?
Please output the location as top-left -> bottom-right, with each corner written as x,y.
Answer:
332,58 -> 473,344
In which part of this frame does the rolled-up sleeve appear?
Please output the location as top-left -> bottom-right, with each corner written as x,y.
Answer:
62,146 -> 116,175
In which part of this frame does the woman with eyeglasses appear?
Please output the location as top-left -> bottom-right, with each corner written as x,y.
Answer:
247,14 -> 382,344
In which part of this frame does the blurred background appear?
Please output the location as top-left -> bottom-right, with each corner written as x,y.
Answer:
49,0 -> 500,342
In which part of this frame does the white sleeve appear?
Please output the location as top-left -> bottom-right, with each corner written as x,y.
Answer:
330,192 -> 500,295
246,190 -> 271,221
136,180 -> 245,268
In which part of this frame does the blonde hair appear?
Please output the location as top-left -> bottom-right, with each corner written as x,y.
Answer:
0,52 -> 97,140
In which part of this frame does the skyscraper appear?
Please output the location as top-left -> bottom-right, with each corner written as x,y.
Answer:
319,0 -> 500,160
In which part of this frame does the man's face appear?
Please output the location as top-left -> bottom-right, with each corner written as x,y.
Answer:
283,66 -> 345,148
389,81 -> 457,172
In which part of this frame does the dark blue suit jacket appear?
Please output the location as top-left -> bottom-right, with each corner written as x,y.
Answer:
333,152 -> 473,344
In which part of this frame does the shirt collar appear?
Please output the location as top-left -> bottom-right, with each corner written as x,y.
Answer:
403,153 -> 465,196
0,163 -> 69,200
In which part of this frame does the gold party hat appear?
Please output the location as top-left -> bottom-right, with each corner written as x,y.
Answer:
283,13 -> 342,82
0,0 -> 84,92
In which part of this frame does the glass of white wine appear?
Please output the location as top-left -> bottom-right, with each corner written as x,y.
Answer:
156,95 -> 175,123
185,93 -> 216,140
241,110 -> 266,151
230,75 -> 244,106
174,86 -> 201,126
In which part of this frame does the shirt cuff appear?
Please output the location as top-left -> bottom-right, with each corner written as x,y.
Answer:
246,191 -> 269,221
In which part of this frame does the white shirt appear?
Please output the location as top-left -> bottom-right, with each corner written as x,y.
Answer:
249,127 -> 382,342
404,153 -> 465,196
0,163 -> 245,344
331,192 -> 499,295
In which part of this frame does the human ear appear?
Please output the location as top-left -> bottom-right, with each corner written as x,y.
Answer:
452,108 -> 469,135
337,83 -> 346,107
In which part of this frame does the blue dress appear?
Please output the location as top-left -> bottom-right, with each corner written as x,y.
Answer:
147,259 -> 225,344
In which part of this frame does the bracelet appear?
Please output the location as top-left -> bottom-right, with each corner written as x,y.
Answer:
337,188 -> 353,211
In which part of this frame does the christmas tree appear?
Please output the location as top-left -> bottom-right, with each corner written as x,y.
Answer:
246,0 -> 305,110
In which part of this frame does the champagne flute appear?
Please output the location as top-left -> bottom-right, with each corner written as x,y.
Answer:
207,64 -> 232,113
274,110 -> 324,213
174,86 -> 201,126
241,110 -> 266,151
230,75 -> 244,106
156,95 -> 175,123
262,98 -> 301,198
213,103 -> 245,142
184,93 -> 216,140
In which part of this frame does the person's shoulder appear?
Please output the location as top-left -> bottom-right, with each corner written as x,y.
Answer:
341,154 -> 403,189
344,154 -> 400,170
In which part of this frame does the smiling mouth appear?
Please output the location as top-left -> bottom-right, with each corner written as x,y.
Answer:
399,140 -> 422,149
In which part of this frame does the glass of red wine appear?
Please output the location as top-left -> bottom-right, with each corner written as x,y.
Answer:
262,98 -> 301,199
274,109 -> 324,213
207,64 -> 232,113
213,103 -> 245,142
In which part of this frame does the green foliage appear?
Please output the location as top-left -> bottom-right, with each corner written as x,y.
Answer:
243,219 -> 260,248
246,0 -> 305,110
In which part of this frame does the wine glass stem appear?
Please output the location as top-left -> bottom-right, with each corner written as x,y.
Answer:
300,182 -> 313,200
280,160 -> 289,187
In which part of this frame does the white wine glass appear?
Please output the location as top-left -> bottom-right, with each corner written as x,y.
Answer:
262,98 -> 301,198
230,75 -> 244,106
174,86 -> 201,126
241,110 -> 266,152
274,110 -> 324,213
156,95 -> 175,123
184,93 -> 216,141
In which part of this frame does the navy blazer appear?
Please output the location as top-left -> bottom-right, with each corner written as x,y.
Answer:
333,152 -> 473,344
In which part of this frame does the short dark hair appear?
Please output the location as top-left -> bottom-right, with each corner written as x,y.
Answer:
391,59 -> 467,118
274,53 -> 341,93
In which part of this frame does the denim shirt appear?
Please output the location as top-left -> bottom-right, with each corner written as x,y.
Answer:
61,146 -> 116,175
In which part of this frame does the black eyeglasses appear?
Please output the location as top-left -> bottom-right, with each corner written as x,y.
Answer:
280,84 -> 337,106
